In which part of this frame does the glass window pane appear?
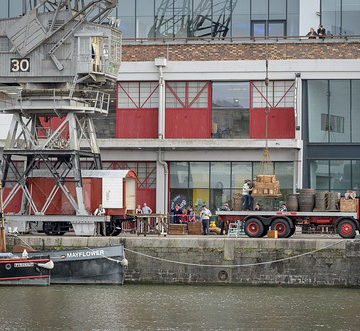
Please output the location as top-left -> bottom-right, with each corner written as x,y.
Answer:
170,189 -> 189,211
210,188 -> 231,211
212,108 -> 249,138
232,162 -> 252,188
268,21 -> 285,36
154,0 -> 174,37
329,80 -> 350,143
351,80 -> 360,142
136,16 -> 155,38
269,0 -> 286,20
352,160 -> 360,192
137,0 -> 154,16
310,160 -> 329,191
9,0 -> 22,17
189,162 -> 209,188
192,0 -> 212,37
252,22 -> 266,37
170,162 -> 188,188
274,162 -> 293,190
308,80 -> 329,143
210,162 -> 230,189
118,0 -> 135,16
232,0 -> 251,37
174,0 -> 191,37
191,189 -> 210,209
212,82 -> 249,108
0,1 -> 8,18
321,0 -> 341,36
330,160 -> 351,193
118,16 -> 136,38
212,0 -> 232,37
342,0 -> 360,35
251,0 -> 267,20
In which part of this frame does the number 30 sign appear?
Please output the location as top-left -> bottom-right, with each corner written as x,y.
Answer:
10,58 -> 30,72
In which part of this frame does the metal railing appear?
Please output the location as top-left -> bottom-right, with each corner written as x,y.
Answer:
122,34 -> 360,44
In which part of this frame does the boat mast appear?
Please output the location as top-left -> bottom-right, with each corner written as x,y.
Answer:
0,180 -> 6,253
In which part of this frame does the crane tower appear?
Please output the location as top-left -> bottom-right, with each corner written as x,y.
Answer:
0,0 -> 121,233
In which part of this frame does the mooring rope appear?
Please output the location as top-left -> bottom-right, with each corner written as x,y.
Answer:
124,239 -> 349,268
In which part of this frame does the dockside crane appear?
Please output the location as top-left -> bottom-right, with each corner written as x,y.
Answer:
0,0 -> 121,235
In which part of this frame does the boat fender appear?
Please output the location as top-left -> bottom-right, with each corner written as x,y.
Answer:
37,260 -> 54,270
120,258 -> 128,268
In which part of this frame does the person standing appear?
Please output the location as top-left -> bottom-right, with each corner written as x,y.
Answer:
141,202 -> 152,233
94,204 -> 105,235
142,202 -> 152,214
248,180 -> 254,210
135,204 -> 142,214
200,205 -> 211,235
188,207 -> 196,223
317,24 -> 326,39
279,203 -> 287,212
220,202 -> 230,235
241,180 -> 251,211
173,203 -> 182,224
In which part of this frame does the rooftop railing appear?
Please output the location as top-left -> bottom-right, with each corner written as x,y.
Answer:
122,34 -> 360,44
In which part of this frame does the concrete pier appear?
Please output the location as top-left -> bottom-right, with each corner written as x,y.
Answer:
7,234 -> 360,287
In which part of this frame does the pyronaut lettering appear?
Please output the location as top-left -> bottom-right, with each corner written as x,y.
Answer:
65,250 -> 105,259
14,263 -> 34,267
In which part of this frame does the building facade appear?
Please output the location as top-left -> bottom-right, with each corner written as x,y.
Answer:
1,0 -> 360,215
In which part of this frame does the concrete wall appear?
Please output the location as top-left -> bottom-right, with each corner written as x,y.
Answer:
8,236 -> 360,287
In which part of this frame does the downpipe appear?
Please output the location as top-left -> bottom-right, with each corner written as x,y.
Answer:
158,149 -> 168,215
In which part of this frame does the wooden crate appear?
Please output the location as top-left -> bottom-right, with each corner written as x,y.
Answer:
340,199 -> 357,212
188,222 -> 202,235
168,224 -> 187,235
267,230 -> 278,238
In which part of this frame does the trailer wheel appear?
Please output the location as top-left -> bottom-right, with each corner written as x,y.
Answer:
337,219 -> 356,239
244,218 -> 264,238
287,226 -> 296,238
271,219 -> 291,238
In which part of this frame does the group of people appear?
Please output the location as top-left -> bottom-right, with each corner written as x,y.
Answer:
307,25 -> 326,39
171,204 -> 196,224
171,203 -> 212,235
135,202 -> 152,215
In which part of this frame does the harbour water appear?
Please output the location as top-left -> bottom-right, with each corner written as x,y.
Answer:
0,285 -> 359,330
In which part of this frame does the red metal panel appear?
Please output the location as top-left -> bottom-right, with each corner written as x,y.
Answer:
116,109 -> 158,138
137,189 -> 156,212
3,188 -> 22,214
250,107 -> 295,139
165,109 -> 211,138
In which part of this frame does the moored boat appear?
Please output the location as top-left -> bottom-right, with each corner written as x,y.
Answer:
0,253 -> 52,285
31,245 -> 126,284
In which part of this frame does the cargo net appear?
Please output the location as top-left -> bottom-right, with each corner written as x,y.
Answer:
252,150 -> 281,198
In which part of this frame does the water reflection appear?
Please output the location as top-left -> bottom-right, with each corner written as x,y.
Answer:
0,285 -> 359,330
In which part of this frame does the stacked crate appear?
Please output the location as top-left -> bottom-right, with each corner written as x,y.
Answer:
340,198 -> 357,212
252,175 -> 280,196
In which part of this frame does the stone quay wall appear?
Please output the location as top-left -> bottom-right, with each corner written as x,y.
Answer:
8,236 -> 360,287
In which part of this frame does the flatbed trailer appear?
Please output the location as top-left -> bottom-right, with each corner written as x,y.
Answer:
216,201 -> 360,239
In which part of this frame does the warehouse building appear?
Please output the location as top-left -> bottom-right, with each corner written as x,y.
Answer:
1,0 -> 360,215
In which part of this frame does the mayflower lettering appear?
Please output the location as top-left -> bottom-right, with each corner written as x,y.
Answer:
66,250 -> 104,259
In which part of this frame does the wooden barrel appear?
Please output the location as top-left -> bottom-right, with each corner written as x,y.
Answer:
298,189 -> 315,212
314,192 -> 327,211
286,194 -> 299,211
327,192 -> 340,211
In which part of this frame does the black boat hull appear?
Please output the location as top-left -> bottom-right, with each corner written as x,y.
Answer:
0,256 -> 51,285
34,245 -> 125,284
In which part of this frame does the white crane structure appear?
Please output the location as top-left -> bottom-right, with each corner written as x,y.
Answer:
0,0 -> 121,235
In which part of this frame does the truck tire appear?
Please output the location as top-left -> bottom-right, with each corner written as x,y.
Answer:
336,219 -> 356,239
287,226 -> 296,238
244,218 -> 264,238
271,218 -> 291,238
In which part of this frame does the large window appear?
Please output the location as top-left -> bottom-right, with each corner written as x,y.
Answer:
212,82 -> 250,138
307,80 -> 359,143
170,161 -> 294,212
114,0 -> 299,38
321,0 -> 360,35
309,160 -> 357,194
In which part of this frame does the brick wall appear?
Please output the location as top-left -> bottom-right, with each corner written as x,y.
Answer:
122,41 -> 360,62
